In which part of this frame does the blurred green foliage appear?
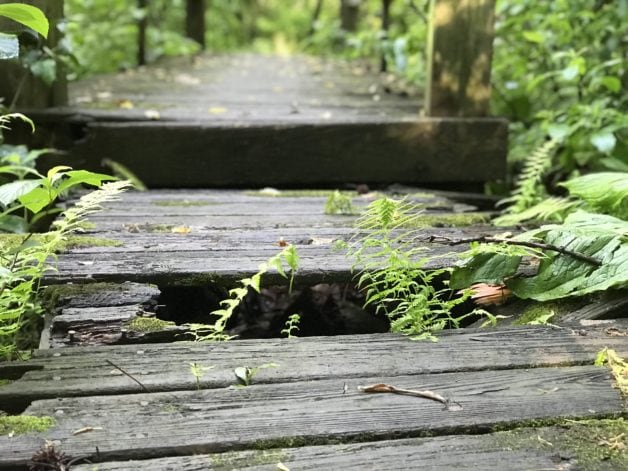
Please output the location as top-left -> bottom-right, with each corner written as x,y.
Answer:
64,0 -> 627,185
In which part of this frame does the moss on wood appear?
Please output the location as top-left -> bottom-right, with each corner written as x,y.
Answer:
124,317 -> 176,333
413,212 -> 490,228
0,234 -> 122,252
0,415 -> 55,436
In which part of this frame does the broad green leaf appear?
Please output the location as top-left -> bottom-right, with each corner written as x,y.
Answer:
0,3 -> 49,38
522,31 -> 544,43
0,32 -> 18,59
590,132 -> 617,153
46,165 -> 72,181
0,214 -> 29,233
561,173 -> 628,219
600,76 -> 621,93
449,253 -> 522,289
547,124 -> 570,141
508,230 -> 627,301
18,186 -> 56,213
0,179 -> 41,207
56,170 -> 116,193
561,65 -> 579,81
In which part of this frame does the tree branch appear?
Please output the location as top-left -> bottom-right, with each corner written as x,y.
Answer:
430,235 -> 602,267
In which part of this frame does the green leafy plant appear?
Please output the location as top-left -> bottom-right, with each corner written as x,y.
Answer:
452,210 -> 628,302
0,180 -> 130,360
348,197 -> 485,340
324,190 -> 358,215
0,3 -> 48,60
281,313 -> 301,338
188,362 -> 214,390
233,362 -> 279,387
189,244 -> 300,341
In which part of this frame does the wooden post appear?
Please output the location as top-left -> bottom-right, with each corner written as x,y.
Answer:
185,0 -> 206,49
380,0 -> 392,72
0,0 -> 67,108
137,0 -> 148,66
308,0 -> 325,37
340,0 -> 361,32
425,0 -> 496,117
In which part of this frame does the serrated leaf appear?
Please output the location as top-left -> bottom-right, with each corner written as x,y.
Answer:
0,4 -> 49,38
56,170 -> 116,194
0,179 -> 41,207
561,173 -> 628,219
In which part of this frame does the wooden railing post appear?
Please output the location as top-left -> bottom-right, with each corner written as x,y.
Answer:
0,0 -> 67,108
425,0 -> 496,117
185,0 -> 206,49
340,0 -> 361,32
137,0 -> 148,66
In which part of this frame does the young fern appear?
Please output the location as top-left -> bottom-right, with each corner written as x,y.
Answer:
349,197 -> 478,340
0,180 -> 131,359
190,244 -> 300,342
497,139 -> 559,223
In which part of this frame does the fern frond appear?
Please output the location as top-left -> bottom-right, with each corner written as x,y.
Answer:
493,196 -> 580,226
498,139 -> 559,216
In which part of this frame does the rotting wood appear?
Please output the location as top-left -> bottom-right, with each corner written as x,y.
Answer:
425,0 -> 496,116
69,421 -> 628,471
0,366 -> 621,468
0,322 -> 625,412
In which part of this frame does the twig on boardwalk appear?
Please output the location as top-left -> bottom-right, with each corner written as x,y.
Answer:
358,383 -> 463,411
105,359 -> 149,392
428,235 -> 602,267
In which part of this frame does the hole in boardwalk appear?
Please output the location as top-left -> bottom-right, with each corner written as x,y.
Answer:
156,283 -> 390,338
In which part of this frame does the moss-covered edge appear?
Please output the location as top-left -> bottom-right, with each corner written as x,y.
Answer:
0,415 -> 55,436
41,282 -> 143,312
124,317 -> 176,333
0,234 -> 122,252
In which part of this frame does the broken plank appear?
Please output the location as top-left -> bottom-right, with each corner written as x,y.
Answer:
0,366 -> 621,468
1,323 -> 625,412
70,420 -> 628,471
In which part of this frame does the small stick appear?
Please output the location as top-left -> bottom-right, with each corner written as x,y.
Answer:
105,359 -> 149,393
358,383 -> 462,410
429,235 -> 602,267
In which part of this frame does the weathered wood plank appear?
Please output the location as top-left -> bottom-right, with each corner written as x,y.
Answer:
51,118 -> 506,188
1,323 -> 624,411
70,421 -> 628,471
425,0 -> 496,116
0,366 -> 621,468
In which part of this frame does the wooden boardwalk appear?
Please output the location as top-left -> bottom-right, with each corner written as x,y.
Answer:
20,54 -> 507,188
1,188 -> 627,470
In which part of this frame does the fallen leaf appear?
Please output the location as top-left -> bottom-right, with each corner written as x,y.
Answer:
144,109 -> 161,120
171,225 -> 192,234
73,427 -> 103,436
277,463 -> 290,471
208,106 -> 227,114
277,237 -> 288,247
117,99 -> 134,109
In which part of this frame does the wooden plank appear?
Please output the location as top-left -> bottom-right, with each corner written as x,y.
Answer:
1,323 -> 624,411
70,422 -> 628,470
425,0 -> 496,116
52,118 -> 507,187
0,366 -> 621,468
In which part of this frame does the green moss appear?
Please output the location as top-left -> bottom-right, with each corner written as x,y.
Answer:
41,282 -> 140,310
245,189 -> 356,198
124,316 -> 176,333
0,234 -> 122,252
210,449 -> 287,469
0,415 -> 55,436
492,419 -> 627,469
153,200 -> 216,207
412,213 -> 490,228
0,379 -> 11,387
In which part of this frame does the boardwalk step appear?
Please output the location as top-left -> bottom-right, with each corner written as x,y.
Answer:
0,365 -> 622,469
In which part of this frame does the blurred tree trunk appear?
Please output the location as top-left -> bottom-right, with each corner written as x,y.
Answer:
308,0 -> 325,36
340,0 -> 361,32
186,0 -> 206,49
